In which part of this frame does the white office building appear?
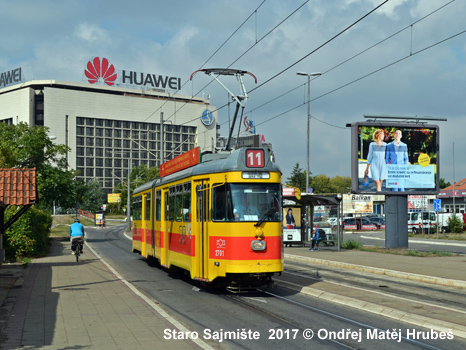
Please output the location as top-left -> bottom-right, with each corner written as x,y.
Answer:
0,79 -> 218,195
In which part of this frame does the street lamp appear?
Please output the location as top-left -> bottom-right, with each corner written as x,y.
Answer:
297,71 -> 321,194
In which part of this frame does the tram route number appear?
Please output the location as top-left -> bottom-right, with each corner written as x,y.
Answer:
269,329 -> 299,340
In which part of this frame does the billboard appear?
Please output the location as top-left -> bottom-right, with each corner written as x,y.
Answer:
350,122 -> 439,195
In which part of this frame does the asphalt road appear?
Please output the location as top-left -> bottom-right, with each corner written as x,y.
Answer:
83,224 -> 466,349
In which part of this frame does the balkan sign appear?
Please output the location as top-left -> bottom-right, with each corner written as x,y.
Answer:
0,67 -> 23,88
160,147 -> 201,177
84,57 -> 181,91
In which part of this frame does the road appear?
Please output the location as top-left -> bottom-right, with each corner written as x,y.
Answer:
86,224 -> 466,350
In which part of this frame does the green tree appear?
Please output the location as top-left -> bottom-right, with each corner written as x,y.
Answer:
439,178 -> 451,189
81,179 -> 105,213
329,176 -> 352,193
286,163 -> 307,192
0,123 -> 76,211
448,214 -> 464,233
115,165 -> 160,209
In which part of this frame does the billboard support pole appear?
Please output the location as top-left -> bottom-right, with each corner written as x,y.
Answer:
385,195 -> 408,248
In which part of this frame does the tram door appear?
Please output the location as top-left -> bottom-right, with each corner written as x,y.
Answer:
161,188 -> 169,267
194,180 -> 210,280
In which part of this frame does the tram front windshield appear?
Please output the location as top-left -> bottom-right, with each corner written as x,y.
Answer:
212,183 -> 282,222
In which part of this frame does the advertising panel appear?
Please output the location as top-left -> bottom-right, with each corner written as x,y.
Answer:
282,206 -> 302,243
350,122 -> 439,195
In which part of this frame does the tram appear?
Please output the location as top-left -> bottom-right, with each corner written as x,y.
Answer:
132,146 -> 283,291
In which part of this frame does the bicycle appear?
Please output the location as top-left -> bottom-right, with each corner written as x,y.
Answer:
71,238 -> 83,262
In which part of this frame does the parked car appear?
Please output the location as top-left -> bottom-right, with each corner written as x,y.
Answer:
369,217 -> 385,229
327,217 -> 338,226
342,217 -> 376,230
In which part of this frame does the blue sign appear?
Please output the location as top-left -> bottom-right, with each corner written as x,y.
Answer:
434,199 -> 442,212
200,109 -> 214,126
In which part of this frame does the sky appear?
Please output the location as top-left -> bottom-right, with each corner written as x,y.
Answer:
1,0 -> 465,187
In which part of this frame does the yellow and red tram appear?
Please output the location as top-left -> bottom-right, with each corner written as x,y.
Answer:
132,147 -> 283,291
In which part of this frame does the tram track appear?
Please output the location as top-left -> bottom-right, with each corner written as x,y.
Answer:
86,226 -> 466,349
281,262 -> 466,313
225,287 -> 453,350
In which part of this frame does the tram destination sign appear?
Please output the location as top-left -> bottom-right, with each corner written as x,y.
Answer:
160,147 -> 201,177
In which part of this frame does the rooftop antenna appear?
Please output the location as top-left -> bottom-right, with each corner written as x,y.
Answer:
190,68 -> 257,151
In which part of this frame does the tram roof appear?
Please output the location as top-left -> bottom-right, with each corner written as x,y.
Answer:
133,147 -> 281,194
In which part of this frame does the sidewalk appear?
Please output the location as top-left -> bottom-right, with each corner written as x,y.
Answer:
0,239 -> 205,350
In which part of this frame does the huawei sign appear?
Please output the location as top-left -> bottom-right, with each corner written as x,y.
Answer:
83,56 -> 182,91
85,57 -> 117,86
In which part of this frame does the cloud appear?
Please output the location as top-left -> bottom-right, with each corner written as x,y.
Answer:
75,23 -> 109,43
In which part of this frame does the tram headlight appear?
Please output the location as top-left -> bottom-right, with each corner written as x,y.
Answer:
251,240 -> 266,251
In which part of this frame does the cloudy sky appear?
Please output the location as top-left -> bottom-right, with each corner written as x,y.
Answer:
1,0 -> 465,186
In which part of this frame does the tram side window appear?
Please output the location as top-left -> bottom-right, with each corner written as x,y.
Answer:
165,191 -> 169,221
155,190 -> 161,221
168,186 -> 175,221
213,184 -> 225,221
145,193 -> 151,221
175,184 -> 183,221
133,195 -> 142,221
183,182 -> 191,222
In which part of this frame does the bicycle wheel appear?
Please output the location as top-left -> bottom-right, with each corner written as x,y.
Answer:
75,249 -> 79,262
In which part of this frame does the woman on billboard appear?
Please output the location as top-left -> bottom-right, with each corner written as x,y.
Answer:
364,129 -> 387,192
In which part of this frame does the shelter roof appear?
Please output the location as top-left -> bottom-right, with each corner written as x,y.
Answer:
0,168 -> 37,206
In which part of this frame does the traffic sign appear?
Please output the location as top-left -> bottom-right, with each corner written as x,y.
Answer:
434,199 -> 442,212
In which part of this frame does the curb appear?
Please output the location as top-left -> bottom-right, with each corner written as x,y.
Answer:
285,254 -> 466,289
274,279 -> 466,340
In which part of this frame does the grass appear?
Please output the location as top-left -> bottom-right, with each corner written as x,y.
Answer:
50,215 -> 95,239
356,246 -> 456,257
408,232 -> 466,241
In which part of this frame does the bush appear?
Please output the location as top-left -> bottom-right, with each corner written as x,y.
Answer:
4,206 -> 52,261
448,214 -> 464,233
341,239 -> 363,250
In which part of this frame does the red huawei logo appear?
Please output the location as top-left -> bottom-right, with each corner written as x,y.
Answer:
85,57 -> 117,86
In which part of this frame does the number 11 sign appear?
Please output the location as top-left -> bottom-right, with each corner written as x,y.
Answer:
246,149 -> 265,168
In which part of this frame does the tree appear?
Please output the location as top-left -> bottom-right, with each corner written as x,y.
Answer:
439,178 -> 451,189
115,165 -> 160,209
81,179 -> 105,212
0,123 -> 76,211
286,163 -> 307,192
328,176 -> 352,193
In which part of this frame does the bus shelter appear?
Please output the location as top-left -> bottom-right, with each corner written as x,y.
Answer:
283,188 -> 343,250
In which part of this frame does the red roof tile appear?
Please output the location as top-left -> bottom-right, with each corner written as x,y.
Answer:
0,168 -> 37,206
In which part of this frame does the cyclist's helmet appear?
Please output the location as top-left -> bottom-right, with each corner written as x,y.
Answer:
74,218 -> 80,223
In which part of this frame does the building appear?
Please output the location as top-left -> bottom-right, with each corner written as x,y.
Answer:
0,79 -> 218,196
438,178 -> 466,214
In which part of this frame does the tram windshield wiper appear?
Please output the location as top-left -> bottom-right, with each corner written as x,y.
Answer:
255,207 -> 275,227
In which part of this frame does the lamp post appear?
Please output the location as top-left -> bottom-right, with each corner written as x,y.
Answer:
297,72 -> 321,194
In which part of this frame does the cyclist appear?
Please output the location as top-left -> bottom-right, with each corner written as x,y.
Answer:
70,218 -> 85,254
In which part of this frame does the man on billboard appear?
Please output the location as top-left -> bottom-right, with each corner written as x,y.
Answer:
385,129 -> 409,191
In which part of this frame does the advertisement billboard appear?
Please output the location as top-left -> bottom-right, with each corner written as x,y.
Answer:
350,122 -> 439,195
